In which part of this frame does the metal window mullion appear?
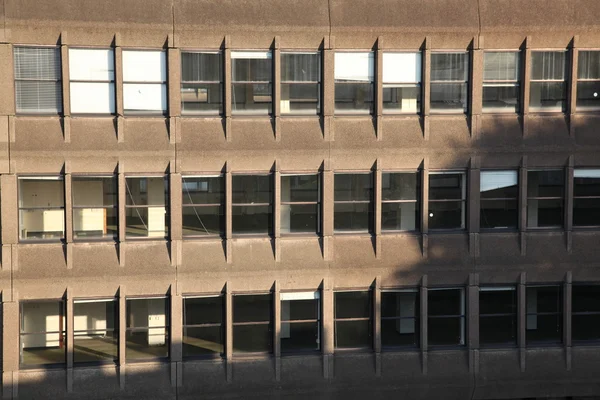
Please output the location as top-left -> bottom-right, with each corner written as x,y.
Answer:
183,323 -> 222,328
281,319 -> 319,324
280,201 -> 318,206
479,313 -> 517,318
232,321 -> 271,326
381,199 -> 418,204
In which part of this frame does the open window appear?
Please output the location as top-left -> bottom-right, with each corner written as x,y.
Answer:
18,176 -> 65,241
73,298 -> 118,363
126,297 -> 169,360
20,300 -> 65,366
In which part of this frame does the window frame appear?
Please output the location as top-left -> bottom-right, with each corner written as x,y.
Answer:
479,169 -> 519,231
231,50 -> 273,116
482,50 -> 521,114
571,284 -> 600,344
381,51 -> 422,115
427,287 -> 466,348
182,294 -> 225,359
526,168 -> 565,230
18,175 -> 66,242
334,289 -> 373,351
428,171 -> 467,231
180,50 -> 223,115
333,171 -> 374,234
231,173 -> 273,236
478,286 -> 518,348
280,50 -> 321,116
72,297 -> 119,365
125,296 -> 170,361
380,170 -> 421,232
334,50 -> 375,115
19,299 -> 66,368
122,48 -> 168,115
529,50 -> 568,113
232,292 -> 273,355
280,290 -> 321,354
525,284 -> 564,346
181,174 -> 224,238
573,168 -> 600,229
380,288 -> 420,349
576,49 -> 600,112
429,51 -> 469,115
68,47 -> 116,115
71,174 -> 118,242
124,175 -> 169,240
280,172 -> 321,235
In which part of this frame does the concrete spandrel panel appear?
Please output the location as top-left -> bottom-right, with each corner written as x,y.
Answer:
123,363 -> 175,400
121,118 -> 172,152
180,360 -> 228,396
523,348 -> 568,379
428,117 -> 471,150
179,118 -> 226,152
230,238 -> 277,271
280,119 -> 328,151
72,367 -> 120,400
574,114 -> 600,147
123,242 -> 174,276
71,243 -> 120,275
69,117 -> 118,151
572,232 -> 600,270
380,351 -> 422,380
524,115 -> 572,148
180,240 -> 227,272
333,353 -> 376,381
480,115 -> 522,148
426,234 -> 470,266
477,349 -> 521,379
332,118 -> 377,147
427,350 -> 469,377
379,117 -> 424,150
524,232 -> 570,265
231,358 -> 275,385
480,0 -> 581,32
12,117 -> 64,152
278,238 -> 326,271
229,118 -> 279,151
478,233 -> 521,267
379,234 -> 423,269
18,369 -> 68,400
280,355 -> 323,384
571,347 -> 600,377
332,235 -> 377,270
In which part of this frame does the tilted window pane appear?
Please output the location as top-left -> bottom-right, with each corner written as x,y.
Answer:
529,81 -> 566,111
231,82 -> 272,115
232,175 -> 271,204
183,326 -> 223,356
429,201 -> 465,230
531,52 -> 566,80
126,177 -> 167,206
281,83 -> 319,115
430,82 -> 468,112
484,52 -> 519,81
334,174 -> 372,202
73,300 -> 118,363
281,321 -> 320,352
20,301 -> 66,366
428,317 -> 464,346
576,81 -> 600,110
430,53 -> 468,81
281,204 -> 318,234
281,53 -> 320,82
182,205 -> 224,236
483,84 -> 519,113
181,52 -> 221,82
527,198 -> 564,228
282,298 -> 319,321
382,173 -> 419,201
123,83 -> 167,112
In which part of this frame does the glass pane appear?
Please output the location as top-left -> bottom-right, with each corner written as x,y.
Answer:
181,52 -> 221,82
232,205 -> 272,234
19,209 -> 65,240
572,286 -> 600,313
182,177 -> 223,204
73,177 -> 116,207
126,298 -> 168,328
14,47 -> 61,80
529,82 -> 566,112
19,178 -> 64,208
125,206 -> 168,238
125,177 -> 167,206
578,51 -> 600,79
334,202 -> 373,232
126,330 -> 169,360
233,294 -> 271,323
381,292 -> 419,318
576,81 -> 600,111
382,85 -> 421,114
281,321 -> 320,352
335,320 -> 371,349
574,175 -> 600,197
428,316 -> 464,346
232,57 -> 272,82
281,53 -> 319,82
526,314 -> 562,345
527,286 -> 562,313
334,174 -> 372,202
183,326 -> 223,356
73,300 -> 117,363
479,289 -> 516,315
382,173 -> 419,201
281,204 -> 318,234
483,85 -> 519,113
182,205 -> 224,236
282,299 -> 319,321
334,82 -> 374,114
527,198 -> 563,228
531,51 -> 566,80
282,175 -> 319,202
381,202 -> 419,231
484,52 -> 519,81
527,170 -> 564,198
335,291 -> 371,319
573,198 -> 600,227
281,83 -> 319,115
231,83 -> 272,115
233,324 -> 272,353
184,296 -> 223,325
480,199 -> 518,229
381,318 -> 419,347
480,315 -> 517,346
480,171 -> 518,199
16,81 -> 63,113
181,83 -> 222,114
428,289 -> 463,316
431,53 -> 468,81
20,301 -> 65,366
429,173 -> 464,200
430,82 -> 468,113
428,200 -> 464,230
572,314 -> 600,342
74,330 -> 118,363
74,207 -> 117,239
232,175 -> 271,204
20,333 -> 65,365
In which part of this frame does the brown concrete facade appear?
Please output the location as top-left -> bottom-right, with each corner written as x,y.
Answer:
1,1 -> 600,399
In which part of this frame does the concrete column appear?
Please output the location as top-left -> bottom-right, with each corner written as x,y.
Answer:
273,162 -> 281,261
321,278 -> 334,356
273,281 -> 281,358
469,157 -> 480,256
223,37 -> 232,140
373,277 -> 381,354
519,157 -> 528,254
468,274 -> 480,374
118,165 -> 126,265
322,36 -> 335,140
522,37 -> 532,117
322,164 -> 334,260
169,170 -> 182,266
374,161 -> 382,257
60,43 -> 71,118
1,174 -> 18,246
375,37 -> 383,139
564,272 -> 572,348
518,272 -> 527,371
420,275 -> 428,374
225,164 -> 232,262
273,37 -> 281,139
2,297 -> 20,398
168,47 -> 181,118
64,171 -> 73,244
118,286 -> 127,388
568,37 -> 579,122
421,158 -> 429,257
565,157 -> 574,240
224,283 -> 233,381
470,45 -> 483,138
114,42 -> 124,117
422,38 -> 431,140
170,289 -> 183,387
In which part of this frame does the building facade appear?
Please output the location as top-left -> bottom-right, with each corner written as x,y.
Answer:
1,0 -> 600,399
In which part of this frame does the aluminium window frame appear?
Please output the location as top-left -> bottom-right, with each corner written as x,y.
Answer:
181,174 -> 224,238
380,170 -> 421,233
381,50 -> 423,115
231,50 -> 273,116
72,297 -> 119,365
482,50 -> 521,114
479,169 -> 519,231
333,171 -> 374,234
231,172 -> 273,236
280,290 -> 321,354
525,284 -> 564,347
231,292 -> 274,356
573,168 -> 600,229
571,283 -> 600,344
380,287 -> 420,350
182,293 -> 225,359
125,296 -> 171,361
526,168 -> 565,230
124,174 -> 170,240
529,49 -> 569,113
180,49 -> 223,116
427,287 -> 466,348
71,174 -> 118,242
428,171 -> 467,231
18,175 -> 66,242
280,50 -> 322,116
478,286 -> 518,348
333,289 -> 373,351
122,48 -> 168,116
280,172 -> 321,236
333,50 -> 375,115
429,50 -> 470,115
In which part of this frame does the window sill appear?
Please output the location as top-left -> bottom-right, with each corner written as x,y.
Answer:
380,230 -> 420,236
427,229 -> 467,234
232,352 -> 273,361
479,344 -> 519,351
19,363 -> 67,371
18,239 -> 65,245
479,228 -> 519,234
381,346 -> 420,353
280,232 -> 320,239
182,235 -> 224,241
333,347 -> 373,354
333,231 -> 373,238
525,343 -> 564,349
182,353 -> 224,361
73,238 -> 117,244
427,345 -> 467,351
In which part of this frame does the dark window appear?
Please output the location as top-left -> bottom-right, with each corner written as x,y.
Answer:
334,52 -> 374,114
480,171 -> 518,230
428,172 -> 466,230
232,175 -> 272,235
18,177 -> 65,241
530,51 -> 567,112
73,299 -> 118,363
428,288 -> 465,347
334,291 -> 372,349
479,288 -> 517,347
232,294 -> 272,353
382,52 -> 421,114
281,174 -> 320,234
181,52 -> 222,114
20,300 -> 65,366
281,292 -> 320,353
125,177 -> 169,239
14,47 -> 62,114
577,51 -> 600,111
281,52 -> 320,115
381,172 -> 420,231
183,296 -> 224,357
381,290 -> 419,348
182,176 -> 224,237
430,52 -> 468,114
231,51 -> 272,115
526,286 -> 563,345
72,176 -> 118,240
572,285 -> 600,342
527,170 -> 564,229
483,52 -> 520,113
126,298 -> 169,360
334,173 -> 373,232
573,170 -> 600,227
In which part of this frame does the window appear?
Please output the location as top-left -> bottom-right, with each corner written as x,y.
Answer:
18,176 -> 65,240
428,172 -> 466,230
281,52 -> 320,115
122,50 -> 167,114
73,298 -> 118,363
572,285 -> 600,342
529,51 -> 567,112
526,286 -> 563,345
14,46 -> 62,113
232,294 -> 272,353
183,295 -> 224,357
281,174 -> 320,234
381,172 -> 420,231
281,291 -> 320,353
232,174 -> 272,235
382,52 -> 421,114
231,51 -> 272,115
334,173 -> 373,232
577,51 -> 600,111
126,297 -> 169,360
479,287 -> 517,347
430,52 -> 469,113
527,170 -> 564,229
427,288 -> 465,346
334,52 -> 374,114
334,291 -> 372,349
69,48 -> 115,114
125,176 -> 168,238
573,169 -> 600,227
20,300 -> 65,366
72,176 -> 117,240
181,51 -> 222,114
480,170 -> 518,230
483,52 -> 520,113
381,290 -> 419,348
182,176 -> 224,237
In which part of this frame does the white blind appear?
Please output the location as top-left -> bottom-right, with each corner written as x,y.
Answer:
334,52 -> 374,81
123,83 -> 167,112
14,47 -> 62,113
69,49 -> 114,81
123,50 -> 166,82
280,291 -> 320,301
383,52 -> 421,83
231,51 -> 271,60
70,82 -> 115,114
480,171 -> 518,192
574,169 -> 600,178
